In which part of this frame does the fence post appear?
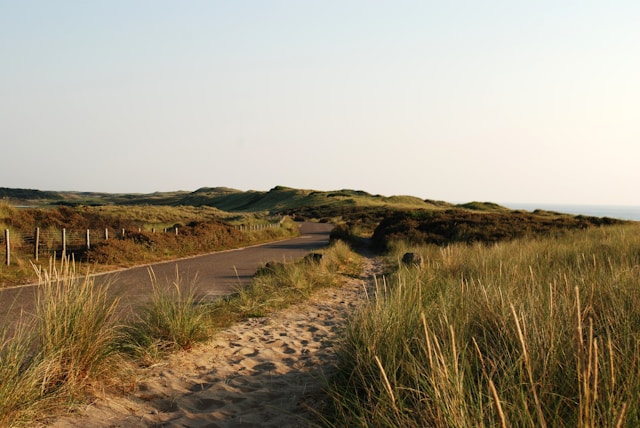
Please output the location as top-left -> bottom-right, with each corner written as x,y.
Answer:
86,229 -> 91,250
34,227 -> 40,261
62,228 -> 66,258
175,227 -> 179,235
121,228 -> 125,238
4,229 -> 9,266
105,228 -> 109,240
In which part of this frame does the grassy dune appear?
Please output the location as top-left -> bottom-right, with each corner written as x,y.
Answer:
0,185 -> 445,212
326,223 -> 640,427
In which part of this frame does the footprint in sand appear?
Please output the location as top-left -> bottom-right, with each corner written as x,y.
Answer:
155,398 -> 179,413
253,361 -> 277,372
244,348 -> 260,357
194,397 -> 226,411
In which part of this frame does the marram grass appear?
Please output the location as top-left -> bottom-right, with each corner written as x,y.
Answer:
0,257 -> 122,426
119,267 -> 212,364
0,320 -> 45,427
231,239 -> 361,317
35,258 -> 122,391
327,224 -> 640,427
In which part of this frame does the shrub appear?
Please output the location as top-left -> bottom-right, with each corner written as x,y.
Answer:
372,209 -> 628,250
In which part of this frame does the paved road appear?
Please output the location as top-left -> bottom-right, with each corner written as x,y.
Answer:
0,222 -> 333,324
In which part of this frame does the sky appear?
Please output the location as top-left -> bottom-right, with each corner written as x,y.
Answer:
1,1 -> 638,206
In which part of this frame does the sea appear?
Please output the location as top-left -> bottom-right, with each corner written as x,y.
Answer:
501,203 -> 640,222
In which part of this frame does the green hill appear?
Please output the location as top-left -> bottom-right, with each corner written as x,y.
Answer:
0,187 -> 63,201
0,185 -> 499,217
176,186 -> 452,213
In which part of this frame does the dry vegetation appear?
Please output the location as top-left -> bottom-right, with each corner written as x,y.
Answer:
372,208 -> 626,248
0,203 -> 297,286
326,223 -> 640,427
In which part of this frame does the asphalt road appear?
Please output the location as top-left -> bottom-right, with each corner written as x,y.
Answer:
0,222 -> 334,324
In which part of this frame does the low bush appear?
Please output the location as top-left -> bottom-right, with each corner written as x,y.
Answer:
84,221 -> 250,265
372,209 -> 627,249
1,206 -> 297,285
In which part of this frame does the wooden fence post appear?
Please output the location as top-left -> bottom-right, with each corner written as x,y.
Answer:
34,227 -> 40,261
105,228 -> 109,240
62,228 -> 66,258
121,228 -> 125,238
4,229 -> 9,266
86,229 -> 91,250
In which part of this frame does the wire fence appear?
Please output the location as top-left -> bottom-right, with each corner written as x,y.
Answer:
1,223 -> 282,266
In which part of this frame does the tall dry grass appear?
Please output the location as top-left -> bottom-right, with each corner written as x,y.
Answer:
0,320 -> 45,426
35,258 -> 122,392
0,258 -> 122,426
119,268 -> 212,364
327,224 -> 640,427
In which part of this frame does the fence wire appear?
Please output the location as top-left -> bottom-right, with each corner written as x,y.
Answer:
2,223 -> 282,265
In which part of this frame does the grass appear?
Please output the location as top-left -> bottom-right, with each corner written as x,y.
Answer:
0,320 -> 45,426
0,240 -> 361,426
224,239 -> 362,318
0,258 -> 122,426
326,223 -> 640,427
35,258 -> 122,392
119,267 -> 212,364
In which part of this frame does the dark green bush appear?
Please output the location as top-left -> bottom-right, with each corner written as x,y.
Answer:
372,210 -> 628,250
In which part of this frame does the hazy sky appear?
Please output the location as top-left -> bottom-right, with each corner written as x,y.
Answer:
1,1 -> 638,205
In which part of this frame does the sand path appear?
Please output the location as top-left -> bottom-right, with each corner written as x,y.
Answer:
45,257 -> 380,428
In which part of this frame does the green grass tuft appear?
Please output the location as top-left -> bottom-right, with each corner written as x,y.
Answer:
119,268 -> 211,364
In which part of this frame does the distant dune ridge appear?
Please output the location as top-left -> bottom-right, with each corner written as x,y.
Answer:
4,184 -> 635,223
0,185 -> 460,212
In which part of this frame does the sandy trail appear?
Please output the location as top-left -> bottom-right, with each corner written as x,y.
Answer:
45,257 -> 380,428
